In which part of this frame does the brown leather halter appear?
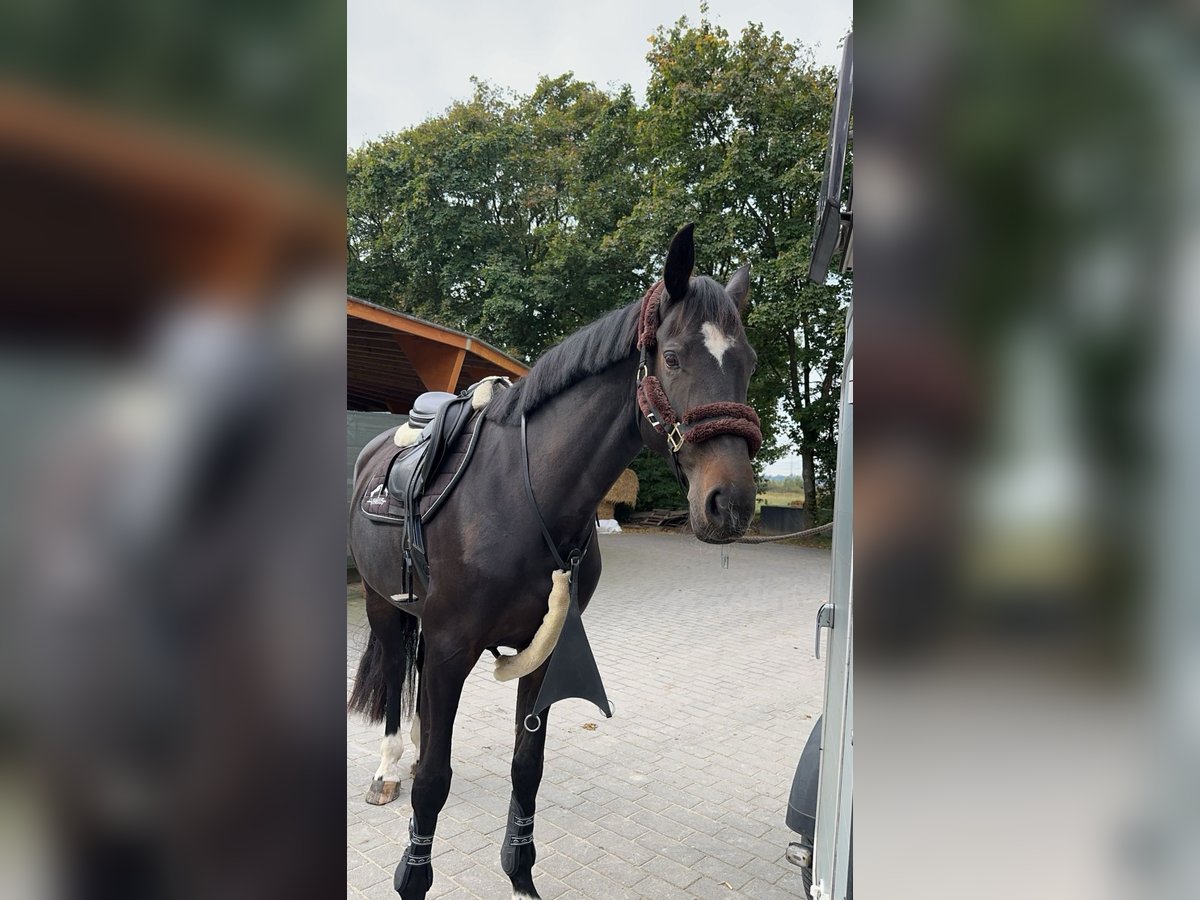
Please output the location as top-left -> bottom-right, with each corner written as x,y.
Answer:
635,280 -> 763,464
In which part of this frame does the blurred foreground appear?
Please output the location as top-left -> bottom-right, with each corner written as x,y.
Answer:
5,2 -> 1200,898
0,3 -> 346,898
856,2 -> 1198,897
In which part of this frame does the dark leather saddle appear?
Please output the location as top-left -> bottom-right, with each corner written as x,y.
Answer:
360,380 -> 504,599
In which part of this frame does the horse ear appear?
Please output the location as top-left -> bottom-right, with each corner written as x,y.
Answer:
726,264 -> 751,315
663,223 -> 695,303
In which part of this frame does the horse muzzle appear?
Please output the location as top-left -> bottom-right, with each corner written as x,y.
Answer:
688,449 -> 756,543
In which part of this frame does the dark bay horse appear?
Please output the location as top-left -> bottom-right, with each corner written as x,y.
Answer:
348,225 -> 760,899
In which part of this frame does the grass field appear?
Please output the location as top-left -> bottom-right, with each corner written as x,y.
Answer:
755,487 -> 805,514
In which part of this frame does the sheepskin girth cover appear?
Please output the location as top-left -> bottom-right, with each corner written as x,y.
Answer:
493,569 -> 571,682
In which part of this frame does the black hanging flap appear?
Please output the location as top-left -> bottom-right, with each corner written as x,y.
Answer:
529,588 -> 611,724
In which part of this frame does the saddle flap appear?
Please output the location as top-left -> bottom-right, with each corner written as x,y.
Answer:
417,395 -> 476,487
385,441 -> 429,503
377,390 -> 480,519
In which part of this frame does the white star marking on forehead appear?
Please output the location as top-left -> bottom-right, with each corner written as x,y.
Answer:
701,322 -> 736,367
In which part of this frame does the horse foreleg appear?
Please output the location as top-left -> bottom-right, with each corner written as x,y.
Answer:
394,640 -> 472,900
503,665 -> 550,900
408,636 -> 424,777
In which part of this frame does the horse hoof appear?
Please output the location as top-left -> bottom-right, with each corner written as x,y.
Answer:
365,778 -> 402,805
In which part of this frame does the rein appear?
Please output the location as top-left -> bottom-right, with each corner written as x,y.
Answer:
520,412 -> 593,574
635,282 -> 763,472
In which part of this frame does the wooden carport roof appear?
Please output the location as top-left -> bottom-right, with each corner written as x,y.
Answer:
347,296 -> 528,413
2,85 -> 341,346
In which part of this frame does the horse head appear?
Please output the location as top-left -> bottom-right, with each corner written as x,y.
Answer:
638,224 -> 760,543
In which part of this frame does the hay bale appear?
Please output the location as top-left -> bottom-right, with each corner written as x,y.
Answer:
598,468 -> 639,519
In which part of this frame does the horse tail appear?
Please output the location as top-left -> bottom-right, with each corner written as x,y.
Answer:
348,605 -> 420,723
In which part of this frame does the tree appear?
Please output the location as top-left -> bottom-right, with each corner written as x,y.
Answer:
625,16 -> 848,523
346,16 -> 848,518
347,75 -> 645,361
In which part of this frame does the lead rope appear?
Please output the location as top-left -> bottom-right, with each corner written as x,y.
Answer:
736,522 -> 834,543
714,522 -> 832,570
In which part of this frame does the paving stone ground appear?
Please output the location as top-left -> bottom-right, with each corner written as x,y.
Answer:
347,531 -> 830,899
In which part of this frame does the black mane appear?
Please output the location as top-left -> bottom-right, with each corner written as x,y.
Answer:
486,276 -> 739,425
486,301 -> 641,424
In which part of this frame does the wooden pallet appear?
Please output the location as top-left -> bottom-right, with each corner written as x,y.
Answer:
629,508 -> 690,527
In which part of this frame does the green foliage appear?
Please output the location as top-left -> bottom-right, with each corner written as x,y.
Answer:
755,473 -> 771,497
348,75 -> 644,360
628,449 -> 687,512
347,15 -> 850,502
631,17 -> 849,507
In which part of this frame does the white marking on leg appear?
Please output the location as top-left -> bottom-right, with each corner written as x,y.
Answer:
373,732 -> 406,783
512,894 -> 539,900
409,712 -> 422,760
701,322 -> 735,367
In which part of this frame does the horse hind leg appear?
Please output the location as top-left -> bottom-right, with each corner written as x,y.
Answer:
503,665 -> 551,900
348,586 -> 419,805
367,689 -> 404,805
395,634 -> 474,900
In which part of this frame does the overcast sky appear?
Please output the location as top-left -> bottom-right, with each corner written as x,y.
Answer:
348,0 -> 851,147
347,1 -> 850,475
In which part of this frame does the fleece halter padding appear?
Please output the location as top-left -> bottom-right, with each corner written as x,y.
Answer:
636,281 -> 763,457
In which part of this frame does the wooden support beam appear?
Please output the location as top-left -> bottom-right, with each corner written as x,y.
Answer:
393,334 -> 467,393
346,300 -> 528,376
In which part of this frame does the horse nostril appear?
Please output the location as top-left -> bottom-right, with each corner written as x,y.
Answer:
705,487 -> 726,521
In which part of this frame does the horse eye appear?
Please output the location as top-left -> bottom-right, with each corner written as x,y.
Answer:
663,351 -> 680,369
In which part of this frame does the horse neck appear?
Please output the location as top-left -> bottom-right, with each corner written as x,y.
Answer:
522,353 -> 645,540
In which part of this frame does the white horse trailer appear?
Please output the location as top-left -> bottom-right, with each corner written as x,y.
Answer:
785,30 -> 853,900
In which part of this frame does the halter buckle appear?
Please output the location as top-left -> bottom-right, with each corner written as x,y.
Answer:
636,362 -> 648,382
667,423 -> 685,452
645,409 -> 661,429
